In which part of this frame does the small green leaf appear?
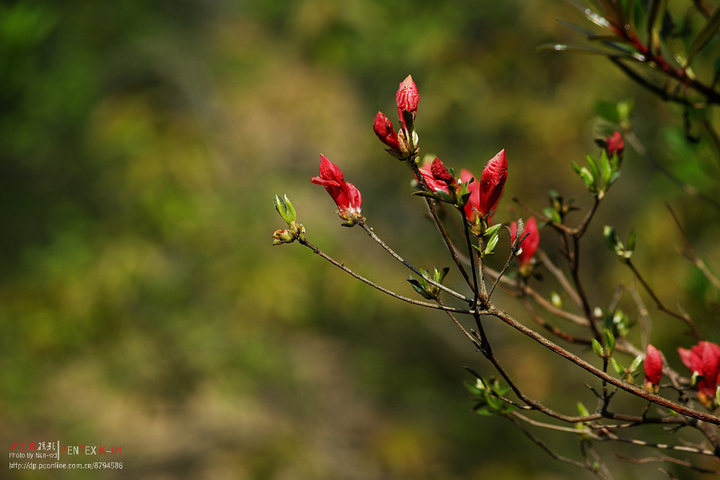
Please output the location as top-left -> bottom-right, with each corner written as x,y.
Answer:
603,225 -> 620,251
592,338 -> 605,357
551,291 -> 562,308
629,354 -> 643,373
484,232 -> 500,256
273,194 -> 296,224
600,150 -> 612,186
586,154 -> 601,187
434,266 -> 450,283
626,229 -> 637,252
576,401 -> 590,417
603,328 -> 616,354
484,223 -> 503,238
610,357 -> 624,375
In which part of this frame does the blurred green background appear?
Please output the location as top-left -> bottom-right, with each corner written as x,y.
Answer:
2,0 -> 719,479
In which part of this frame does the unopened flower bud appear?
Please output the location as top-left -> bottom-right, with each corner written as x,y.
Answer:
396,75 -> 419,130
605,131 -> 624,158
272,228 -> 296,245
643,344 -> 663,392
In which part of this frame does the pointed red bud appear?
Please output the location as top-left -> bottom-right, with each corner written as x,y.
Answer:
430,157 -> 454,185
396,75 -> 419,129
373,111 -> 401,152
678,341 -> 720,407
511,217 -> 540,267
477,149 -> 507,217
643,344 -> 663,387
311,154 -> 362,223
418,159 -> 450,193
605,131 -> 624,157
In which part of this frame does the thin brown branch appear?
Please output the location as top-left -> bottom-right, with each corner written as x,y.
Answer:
537,249 -> 583,307
666,203 -> 720,291
298,238 -> 474,314
358,219 -> 472,303
624,258 -> 701,339
488,307 -> 720,425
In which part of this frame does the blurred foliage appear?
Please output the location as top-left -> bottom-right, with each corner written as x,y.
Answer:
1,0 -> 719,479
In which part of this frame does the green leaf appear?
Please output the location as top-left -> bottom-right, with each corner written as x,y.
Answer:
626,229 -> 637,252
551,291 -> 562,308
629,354 -> 643,373
586,154 -> 601,186
600,150 -> 613,187
610,357 -> 625,375
484,223 -> 503,238
687,6 -> 720,65
273,194 -> 296,224
592,338 -> 605,357
603,225 -> 620,251
484,232 -> 500,256
434,266 -> 450,283
603,328 -> 616,354
576,401 -> 589,417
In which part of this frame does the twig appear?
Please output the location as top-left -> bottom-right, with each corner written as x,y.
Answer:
666,203 -> 720,291
358,219 -> 472,304
624,258 -> 701,339
298,238 -> 475,314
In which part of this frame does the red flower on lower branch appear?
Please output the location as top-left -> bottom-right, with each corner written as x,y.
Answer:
311,154 -> 363,225
461,150 -> 508,223
644,344 -> 663,392
510,217 -> 539,271
678,340 -> 720,408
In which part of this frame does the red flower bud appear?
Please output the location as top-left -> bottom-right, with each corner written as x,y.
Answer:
373,111 -> 401,152
605,131 -> 624,157
430,157 -> 454,185
477,149 -> 507,217
459,168 -> 479,222
510,217 -> 540,267
643,344 -> 663,387
418,158 -> 450,193
396,74 -> 419,129
311,154 -> 362,223
678,340 -> 720,407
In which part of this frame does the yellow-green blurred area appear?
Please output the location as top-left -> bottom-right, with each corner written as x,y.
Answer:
2,0 -> 719,479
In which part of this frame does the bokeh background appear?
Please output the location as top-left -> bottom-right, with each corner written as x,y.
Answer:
2,0 -> 719,479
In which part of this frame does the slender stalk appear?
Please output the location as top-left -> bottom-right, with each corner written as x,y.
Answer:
357,219 -> 472,304
624,258 -> 700,339
298,237 -> 474,314
488,307 -> 720,425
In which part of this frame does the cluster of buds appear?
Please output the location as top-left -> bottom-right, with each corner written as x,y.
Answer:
416,150 -> 509,235
311,154 -> 363,226
679,340 -> 720,408
373,75 -> 420,160
272,194 -> 306,245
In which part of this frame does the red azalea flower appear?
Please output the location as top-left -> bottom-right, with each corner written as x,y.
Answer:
418,158 -> 451,193
606,131 -> 624,157
678,340 -> 720,407
373,111 -> 400,152
644,344 -> 663,389
396,74 -> 419,129
460,168 -> 480,222
511,217 -> 540,267
478,149 -> 507,217
311,155 -> 362,222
